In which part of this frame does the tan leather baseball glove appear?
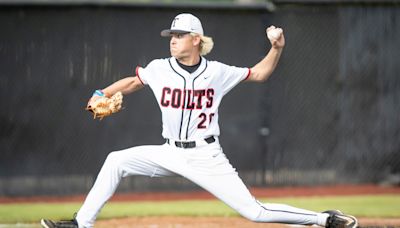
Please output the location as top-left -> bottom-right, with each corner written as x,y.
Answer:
86,91 -> 123,120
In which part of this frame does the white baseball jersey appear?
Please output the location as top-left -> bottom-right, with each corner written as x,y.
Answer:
136,56 -> 250,141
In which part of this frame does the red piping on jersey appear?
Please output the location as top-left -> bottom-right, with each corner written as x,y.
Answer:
244,68 -> 251,81
135,66 -> 145,85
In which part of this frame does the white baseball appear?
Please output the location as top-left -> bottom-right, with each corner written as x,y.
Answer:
267,28 -> 282,40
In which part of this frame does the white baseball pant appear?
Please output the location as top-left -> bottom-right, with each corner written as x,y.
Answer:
76,141 -> 328,227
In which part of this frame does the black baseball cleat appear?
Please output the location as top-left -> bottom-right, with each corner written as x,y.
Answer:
40,218 -> 78,228
323,210 -> 358,228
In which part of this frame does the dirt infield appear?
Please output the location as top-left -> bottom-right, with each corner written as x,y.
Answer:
96,216 -> 284,228
96,217 -> 400,228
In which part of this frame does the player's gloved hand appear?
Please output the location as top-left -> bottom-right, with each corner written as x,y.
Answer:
86,90 -> 123,120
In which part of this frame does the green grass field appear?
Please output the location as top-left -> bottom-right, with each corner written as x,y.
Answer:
0,195 -> 399,224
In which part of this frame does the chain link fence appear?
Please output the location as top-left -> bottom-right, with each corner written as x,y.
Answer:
0,2 -> 399,196
254,5 -> 400,186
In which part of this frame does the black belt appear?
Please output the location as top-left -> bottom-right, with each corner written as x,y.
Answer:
166,136 -> 215,149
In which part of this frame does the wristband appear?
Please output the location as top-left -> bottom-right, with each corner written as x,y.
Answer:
93,90 -> 105,97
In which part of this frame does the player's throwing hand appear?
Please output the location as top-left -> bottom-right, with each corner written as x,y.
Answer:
267,26 -> 285,48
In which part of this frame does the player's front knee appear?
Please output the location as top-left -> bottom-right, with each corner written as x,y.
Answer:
104,151 -> 123,166
102,151 -> 128,177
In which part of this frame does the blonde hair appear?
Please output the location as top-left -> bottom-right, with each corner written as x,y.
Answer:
191,33 -> 214,56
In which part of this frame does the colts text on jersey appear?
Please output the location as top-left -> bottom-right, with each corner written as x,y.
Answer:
160,87 -> 214,109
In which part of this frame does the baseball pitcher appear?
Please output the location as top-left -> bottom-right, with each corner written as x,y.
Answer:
41,13 -> 358,228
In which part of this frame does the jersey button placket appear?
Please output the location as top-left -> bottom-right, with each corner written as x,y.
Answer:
180,77 -> 192,140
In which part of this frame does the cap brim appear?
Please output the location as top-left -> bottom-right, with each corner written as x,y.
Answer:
160,29 -> 190,37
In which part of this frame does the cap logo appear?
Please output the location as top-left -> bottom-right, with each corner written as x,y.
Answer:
172,17 -> 179,28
